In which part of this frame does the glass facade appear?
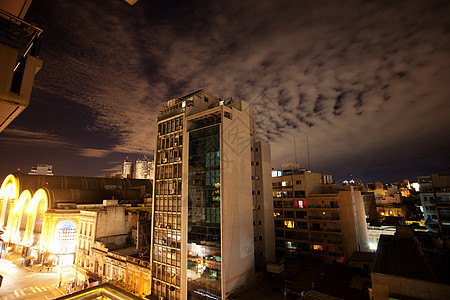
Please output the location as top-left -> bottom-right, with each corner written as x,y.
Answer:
187,124 -> 221,299
152,115 -> 183,300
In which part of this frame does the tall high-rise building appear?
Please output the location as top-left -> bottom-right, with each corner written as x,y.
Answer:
151,90 -> 273,300
135,156 -> 154,180
121,159 -> 134,179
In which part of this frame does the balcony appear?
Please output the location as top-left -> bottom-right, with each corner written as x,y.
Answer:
328,240 -> 343,245
309,227 -> 342,234
308,204 -> 339,209
308,216 -> 340,221
0,9 -> 43,132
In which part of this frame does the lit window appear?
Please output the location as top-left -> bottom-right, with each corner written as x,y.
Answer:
284,220 -> 295,228
313,245 -> 323,251
282,181 -> 287,187
295,200 -> 306,208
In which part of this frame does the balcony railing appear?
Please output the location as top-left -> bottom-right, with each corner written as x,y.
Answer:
0,9 -> 43,93
308,204 -> 339,209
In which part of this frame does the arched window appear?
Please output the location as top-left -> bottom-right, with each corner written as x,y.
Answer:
34,199 -> 45,234
19,199 -> 30,231
54,221 -> 77,254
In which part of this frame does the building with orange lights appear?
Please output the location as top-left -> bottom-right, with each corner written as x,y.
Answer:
0,172 -> 151,267
272,168 -> 369,262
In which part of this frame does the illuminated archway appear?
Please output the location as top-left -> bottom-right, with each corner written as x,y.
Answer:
0,175 -> 19,229
29,188 -> 48,246
10,190 -> 33,243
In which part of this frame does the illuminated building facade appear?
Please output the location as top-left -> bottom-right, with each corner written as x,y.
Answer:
0,173 -> 152,267
122,160 -> 134,179
151,90 -> 272,300
418,174 -> 450,237
135,157 -> 154,180
74,204 -> 152,297
272,168 -> 369,262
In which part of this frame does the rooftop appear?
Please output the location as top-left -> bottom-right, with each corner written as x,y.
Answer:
373,235 -> 450,284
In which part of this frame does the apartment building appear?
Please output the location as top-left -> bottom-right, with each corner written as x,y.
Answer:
151,90 -> 273,300
273,169 -> 369,262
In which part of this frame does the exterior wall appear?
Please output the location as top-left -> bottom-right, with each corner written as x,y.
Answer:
125,257 -> 152,297
351,189 -> 370,254
76,210 -> 97,275
90,241 -> 108,278
371,272 -> 450,300
273,178 -> 369,262
152,91 -> 258,300
220,101 -> 255,296
152,106 -> 184,299
308,193 -> 347,261
0,44 -> 42,133
96,206 -> 129,237
107,252 -> 127,282
272,171 -> 323,258
151,91 -> 263,300
367,226 -> 396,251
252,140 -> 275,270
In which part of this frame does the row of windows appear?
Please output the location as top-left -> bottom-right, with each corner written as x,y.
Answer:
154,198 -> 182,213
275,230 -> 309,240
156,164 -> 182,180
272,180 -> 303,187
275,220 -> 308,230
157,133 -> 182,150
153,229 -> 181,248
155,180 -> 182,196
157,148 -> 182,164
274,200 -> 307,208
79,221 -> 93,237
152,247 -> 182,268
274,210 -> 308,219
152,280 -> 180,300
273,190 -> 306,198
158,116 -> 183,135
154,213 -> 181,230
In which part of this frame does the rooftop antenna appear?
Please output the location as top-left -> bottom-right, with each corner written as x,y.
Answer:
306,135 -> 311,170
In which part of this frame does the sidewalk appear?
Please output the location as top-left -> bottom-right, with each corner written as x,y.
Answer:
2,252 -> 60,273
2,252 -> 91,296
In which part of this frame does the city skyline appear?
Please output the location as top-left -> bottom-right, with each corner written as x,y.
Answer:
0,0 -> 449,183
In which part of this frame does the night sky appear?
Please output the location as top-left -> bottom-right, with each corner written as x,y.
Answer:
1,0 -> 449,184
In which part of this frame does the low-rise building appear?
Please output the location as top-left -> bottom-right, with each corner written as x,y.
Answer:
371,234 -> 450,300
75,204 -> 152,290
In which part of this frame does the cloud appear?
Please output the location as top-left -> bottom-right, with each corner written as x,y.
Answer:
25,0 -> 450,181
0,128 -> 72,148
78,148 -> 110,158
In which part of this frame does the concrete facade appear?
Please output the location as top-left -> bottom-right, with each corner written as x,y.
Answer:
151,90 -> 269,300
0,8 -> 43,133
252,140 -> 275,270
273,170 -> 369,262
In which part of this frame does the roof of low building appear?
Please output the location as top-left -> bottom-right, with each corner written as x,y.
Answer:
373,235 -> 450,284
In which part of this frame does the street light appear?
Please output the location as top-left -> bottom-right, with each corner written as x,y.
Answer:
58,255 -> 62,287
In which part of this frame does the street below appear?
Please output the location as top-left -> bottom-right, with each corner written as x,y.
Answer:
0,258 -> 73,300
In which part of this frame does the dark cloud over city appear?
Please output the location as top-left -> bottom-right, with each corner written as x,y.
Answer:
1,0 -> 449,183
